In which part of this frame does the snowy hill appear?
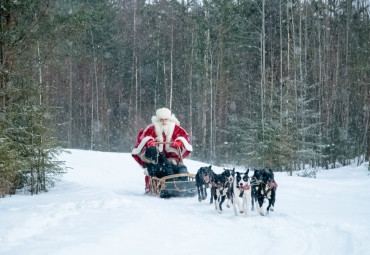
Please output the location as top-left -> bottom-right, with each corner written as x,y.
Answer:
0,149 -> 369,255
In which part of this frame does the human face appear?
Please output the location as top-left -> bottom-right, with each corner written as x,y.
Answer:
159,118 -> 169,126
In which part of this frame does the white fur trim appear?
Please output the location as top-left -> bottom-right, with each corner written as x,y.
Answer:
151,115 -> 180,126
132,136 -> 155,155
165,137 -> 192,156
156,108 -> 171,119
175,137 -> 193,151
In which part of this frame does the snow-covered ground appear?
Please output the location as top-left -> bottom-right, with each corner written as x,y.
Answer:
1,149 -> 369,255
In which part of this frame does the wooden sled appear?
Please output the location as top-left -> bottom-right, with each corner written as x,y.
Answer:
148,173 -> 197,198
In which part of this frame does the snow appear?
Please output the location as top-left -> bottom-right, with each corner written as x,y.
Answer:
1,149 -> 370,255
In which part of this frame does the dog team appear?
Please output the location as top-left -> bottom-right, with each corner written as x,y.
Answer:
195,166 -> 278,216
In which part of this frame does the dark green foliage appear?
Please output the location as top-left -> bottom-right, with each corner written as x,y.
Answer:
2,103 -> 66,194
45,0 -> 368,170
0,0 -> 67,196
2,0 -> 370,196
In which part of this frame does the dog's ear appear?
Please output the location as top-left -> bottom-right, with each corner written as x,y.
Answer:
246,169 -> 249,175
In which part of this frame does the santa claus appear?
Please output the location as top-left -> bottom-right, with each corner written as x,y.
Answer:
132,108 -> 193,193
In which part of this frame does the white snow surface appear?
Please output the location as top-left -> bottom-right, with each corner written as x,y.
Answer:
1,149 -> 370,255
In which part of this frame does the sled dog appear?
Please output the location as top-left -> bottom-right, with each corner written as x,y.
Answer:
232,169 -> 251,217
195,165 -> 214,202
252,169 -> 277,216
211,168 -> 235,214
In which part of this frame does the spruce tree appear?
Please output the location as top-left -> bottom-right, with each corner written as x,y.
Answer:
0,0 -> 67,196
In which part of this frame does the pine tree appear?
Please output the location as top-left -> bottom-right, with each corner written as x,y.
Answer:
0,0 -> 67,196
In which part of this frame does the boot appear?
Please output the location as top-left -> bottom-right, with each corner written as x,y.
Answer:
164,163 -> 174,176
178,165 -> 188,174
176,165 -> 188,181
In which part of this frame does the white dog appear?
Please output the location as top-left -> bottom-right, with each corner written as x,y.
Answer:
232,170 -> 251,217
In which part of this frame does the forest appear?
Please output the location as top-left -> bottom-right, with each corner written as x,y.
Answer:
1,0 -> 369,196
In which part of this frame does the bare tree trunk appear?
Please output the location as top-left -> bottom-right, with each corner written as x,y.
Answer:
37,42 -> 43,105
280,0 -> 283,128
290,5 -> 298,120
163,59 -> 167,106
189,31 -> 194,144
155,20 -> 161,111
210,47 -> 215,160
318,10 -> 323,167
344,0 -> 351,165
0,0 -> 15,107
216,5 -> 227,154
204,6 -> 212,160
90,28 -> 99,150
291,0 -> 298,169
133,0 -> 138,125
299,0 -> 305,156
169,23 -> 174,110
37,41 -> 46,190
202,88 -> 207,158
260,0 -> 265,141
269,41 -> 274,118
83,62 -> 88,148
286,1 -> 290,81
68,47 -> 73,147
90,65 -> 94,150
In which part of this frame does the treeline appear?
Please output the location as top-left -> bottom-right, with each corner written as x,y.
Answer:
1,0 -> 370,195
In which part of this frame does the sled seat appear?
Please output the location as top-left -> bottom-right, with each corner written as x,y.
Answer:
148,173 -> 197,198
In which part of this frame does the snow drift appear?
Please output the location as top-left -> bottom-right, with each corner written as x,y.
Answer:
0,149 -> 369,255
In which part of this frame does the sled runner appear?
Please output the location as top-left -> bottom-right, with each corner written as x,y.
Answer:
148,173 -> 197,198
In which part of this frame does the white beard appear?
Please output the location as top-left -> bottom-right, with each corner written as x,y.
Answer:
154,121 -> 175,152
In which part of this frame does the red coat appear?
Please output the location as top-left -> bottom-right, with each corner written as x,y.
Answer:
132,119 -> 192,168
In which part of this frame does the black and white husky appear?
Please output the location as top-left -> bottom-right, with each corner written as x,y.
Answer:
211,168 -> 235,214
251,169 -> 277,216
231,169 -> 251,217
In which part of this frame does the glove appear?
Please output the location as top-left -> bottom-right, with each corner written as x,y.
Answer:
147,139 -> 156,147
172,140 -> 183,148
